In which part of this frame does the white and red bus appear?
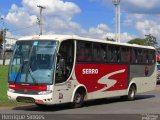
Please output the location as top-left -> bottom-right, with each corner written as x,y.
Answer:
7,35 -> 156,108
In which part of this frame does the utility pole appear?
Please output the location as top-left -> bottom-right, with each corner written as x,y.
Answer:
112,0 -> 121,43
37,5 -> 46,35
118,2 -> 120,43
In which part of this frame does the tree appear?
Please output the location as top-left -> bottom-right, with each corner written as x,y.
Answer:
145,34 -> 157,47
156,47 -> 160,51
128,38 -> 146,46
128,34 -> 157,47
0,29 -> 7,49
0,30 -> 3,46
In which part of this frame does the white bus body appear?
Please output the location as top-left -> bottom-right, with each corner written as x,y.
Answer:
7,35 -> 156,107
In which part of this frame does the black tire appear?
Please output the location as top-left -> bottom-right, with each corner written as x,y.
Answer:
128,85 -> 136,101
36,103 -> 47,108
121,85 -> 136,101
72,91 -> 85,108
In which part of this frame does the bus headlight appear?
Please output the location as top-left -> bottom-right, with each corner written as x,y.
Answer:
38,90 -> 52,95
8,88 -> 15,93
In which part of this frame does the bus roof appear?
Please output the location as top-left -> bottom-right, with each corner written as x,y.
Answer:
18,34 -> 155,50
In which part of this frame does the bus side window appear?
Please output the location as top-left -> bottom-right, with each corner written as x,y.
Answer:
132,49 -> 138,64
143,50 -> 149,64
108,46 -> 115,62
127,49 -> 131,63
121,47 -> 130,63
149,50 -> 155,64
76,41 -> 92,62
115,46 -> 120,63
84,43 -> 92,62
108,45 -> 120,63
101,45 -> 107,62
77,43 -> 85,62
93,44 -> 101,62
137,49 -> 143,63
55,40 -> 74,84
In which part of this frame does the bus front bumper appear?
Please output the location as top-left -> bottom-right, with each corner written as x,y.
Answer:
7,91 -> 54,105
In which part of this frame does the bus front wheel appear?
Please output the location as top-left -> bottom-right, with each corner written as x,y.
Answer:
72,91 -> 85,108
36,103 -> 47,108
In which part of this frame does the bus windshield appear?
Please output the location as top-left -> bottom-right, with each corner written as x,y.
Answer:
9,40 -> 58,85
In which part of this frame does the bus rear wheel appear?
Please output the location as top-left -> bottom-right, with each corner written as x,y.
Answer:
121,85 -> 136,101
128,85 -> 136,101
72,91 -> 85,108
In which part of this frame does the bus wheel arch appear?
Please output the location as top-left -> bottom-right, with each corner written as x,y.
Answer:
71,85 -> 87,108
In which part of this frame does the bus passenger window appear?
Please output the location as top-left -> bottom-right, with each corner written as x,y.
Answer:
121,47 -> 130,63
101,45 -> 107,62
149,51 -> 155,64
143,50 -> 149,64
137,49 -> 143,63
77,43 -> 85,61
108,46 -> 115,62
76,42 -> 92,62
108,46 -> 120,63
115,46 -> 120,63
55,40 -> 74,84
93,44 -> 101,62
132,49 -> 138,64
84,47 -> 92,62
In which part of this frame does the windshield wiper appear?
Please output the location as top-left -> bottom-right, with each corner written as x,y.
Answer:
25,44 -> 38,85
28,65 -> 38,85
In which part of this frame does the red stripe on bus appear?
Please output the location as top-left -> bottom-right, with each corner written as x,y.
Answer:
8,84 -> 47,91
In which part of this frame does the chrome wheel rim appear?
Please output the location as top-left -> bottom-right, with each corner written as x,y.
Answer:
130,89 -> 135,98
74,93 -> 81,103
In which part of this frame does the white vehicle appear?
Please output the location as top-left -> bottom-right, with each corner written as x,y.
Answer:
7,35 -> 156,108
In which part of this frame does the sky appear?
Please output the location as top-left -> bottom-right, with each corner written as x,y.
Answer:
0,0 -> 160,43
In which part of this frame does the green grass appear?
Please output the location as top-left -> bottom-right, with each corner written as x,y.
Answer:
0,65 -> 30,107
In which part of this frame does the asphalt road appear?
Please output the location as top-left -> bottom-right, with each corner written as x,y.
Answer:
0,85 -> 160,120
